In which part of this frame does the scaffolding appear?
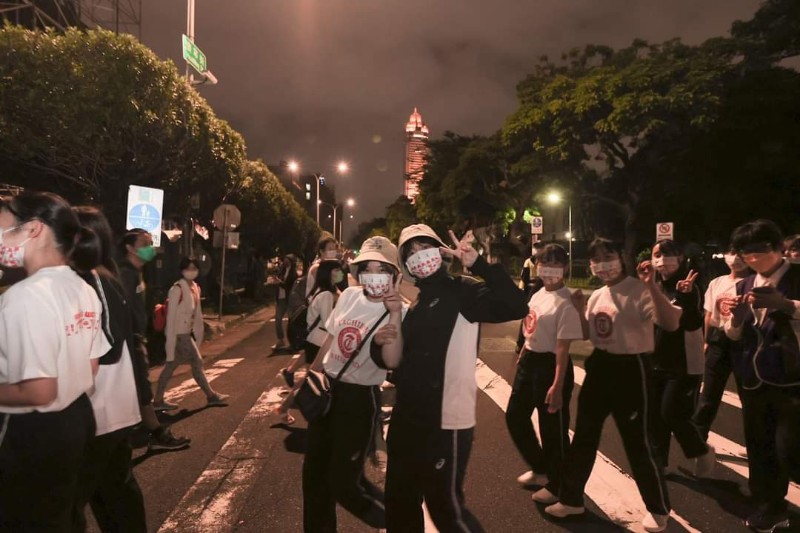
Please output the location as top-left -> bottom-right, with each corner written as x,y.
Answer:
0,0 -> 141,38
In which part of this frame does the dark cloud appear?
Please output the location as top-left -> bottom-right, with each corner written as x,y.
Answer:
141,0 -> 758,231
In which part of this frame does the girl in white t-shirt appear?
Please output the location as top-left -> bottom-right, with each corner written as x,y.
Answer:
276,260 -> 344,424
0,192 -> 110,530
301,236 -> 405,532
545,238 -> 682,533
506,244 -> 586,505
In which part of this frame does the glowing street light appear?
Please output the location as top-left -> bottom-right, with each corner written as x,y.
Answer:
289,160 -> 349,226
547,191 -> 573,281
318,197 -> 356,242
287,160 -> 300,173
337,161 -> 349,174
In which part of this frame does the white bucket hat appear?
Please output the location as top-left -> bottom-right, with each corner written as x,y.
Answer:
397,224 -> 447,280
350,236 -> 400,278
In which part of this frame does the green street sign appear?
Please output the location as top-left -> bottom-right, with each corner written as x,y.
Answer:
182,34 -> 207,74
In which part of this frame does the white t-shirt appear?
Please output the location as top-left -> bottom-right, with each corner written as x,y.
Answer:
0,266 -> 110,413
322,287 -> 406,386
704,275 -> 740,328
90,342 -> 141,435
586,276 -> 656,354
306,291 -> 335,347
523,286 -> 584,353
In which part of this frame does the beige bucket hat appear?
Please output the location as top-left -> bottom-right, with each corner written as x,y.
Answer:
397,224 -> 447,279
350,236 -> 400,277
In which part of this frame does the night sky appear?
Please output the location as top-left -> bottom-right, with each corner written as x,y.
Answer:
140,0 -> 759,234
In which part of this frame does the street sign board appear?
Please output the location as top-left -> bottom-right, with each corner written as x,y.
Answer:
213,231 -> 240,249
531,216 -> 544,235
126,185 -> 164,247
213,204 -> 241,230
656,222 -> 674,241
182,34 -> 207,74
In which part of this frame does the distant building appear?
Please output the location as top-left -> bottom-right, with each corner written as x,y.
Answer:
404,108 -> 429,203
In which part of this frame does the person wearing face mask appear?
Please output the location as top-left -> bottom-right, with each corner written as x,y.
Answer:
372,224 -> 527,533
301,236 -> 406,532
724,220 -> 800,533
118,229 -> 191,452
305,233 -> 339,298
505,244 -> 587,505
0,192 -> 110,530
545,238 -> 682,533
691,247 -> 750,443
276,260 -> 344,424
647,240 -> 715,476
154,258 -> 229,410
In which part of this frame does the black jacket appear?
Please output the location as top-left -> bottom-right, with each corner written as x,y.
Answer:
389,256 -> 528,429
653,268 -> 704,374
119,259 -> 148,336
79,268 -> 136,366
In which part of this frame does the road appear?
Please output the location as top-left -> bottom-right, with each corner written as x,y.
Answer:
115,306 -> 800,533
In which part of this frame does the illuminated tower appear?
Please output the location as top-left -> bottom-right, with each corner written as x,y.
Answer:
404,108 -> 429,203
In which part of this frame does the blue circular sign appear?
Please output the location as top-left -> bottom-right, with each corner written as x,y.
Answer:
128,203 -> 160,232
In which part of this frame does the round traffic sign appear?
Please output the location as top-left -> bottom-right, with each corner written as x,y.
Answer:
659,223 -> 671,233
128,203 -> 161,232
213,204 -> 242,230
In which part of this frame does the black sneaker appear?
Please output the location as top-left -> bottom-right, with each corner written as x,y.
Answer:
279,368 -> 295,388
746,511 -> 790,532
148,428 -> 191,452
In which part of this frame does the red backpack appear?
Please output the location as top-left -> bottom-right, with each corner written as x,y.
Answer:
152,283 -> 184,332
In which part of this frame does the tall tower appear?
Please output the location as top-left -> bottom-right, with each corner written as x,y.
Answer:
404,108 -> 429,203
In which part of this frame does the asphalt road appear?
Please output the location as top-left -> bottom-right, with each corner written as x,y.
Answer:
110,306 -> 800,533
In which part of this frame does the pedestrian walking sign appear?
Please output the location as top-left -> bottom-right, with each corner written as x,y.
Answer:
127,185 -> 164,247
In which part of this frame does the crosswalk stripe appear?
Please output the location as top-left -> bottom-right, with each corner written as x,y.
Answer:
475,358 -> 702,533
571,365 -> 800,508
158,386 -> 285,532
162,358 -> 243,404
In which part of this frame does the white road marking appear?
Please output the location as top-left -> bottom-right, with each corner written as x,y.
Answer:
572,365 -> 800,509
163,358 -> 244,404
475,358 -> 701,533
158,386 -> 286,532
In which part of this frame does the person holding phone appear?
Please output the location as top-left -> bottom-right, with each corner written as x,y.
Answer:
724,220 -> 800,533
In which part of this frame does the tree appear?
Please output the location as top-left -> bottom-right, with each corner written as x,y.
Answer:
731,0 -> 800,63
503,41 -> 734,269
0,26 -> 245,230
384,195 -> 416,242
349,218 -> 388,250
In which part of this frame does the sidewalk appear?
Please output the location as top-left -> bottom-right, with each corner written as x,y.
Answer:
147,303 -> 275,384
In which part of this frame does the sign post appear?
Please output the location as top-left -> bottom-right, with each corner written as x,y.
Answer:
656,222 -> 674,241
126,185 -> 164,246
182,34 -> 207,74
531,216 -> 543,249
213,204 -> 241,320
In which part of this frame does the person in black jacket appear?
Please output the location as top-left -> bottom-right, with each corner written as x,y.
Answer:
118,229 -> 190,452
725,220 -> 800,533
272,254 -> 298,351
649,240 -> 715,477
374,224 -> 528,533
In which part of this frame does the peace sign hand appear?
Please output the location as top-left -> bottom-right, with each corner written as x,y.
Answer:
439,230 -> 479,268
383,274 -> 404,314
676,269 -> 699,294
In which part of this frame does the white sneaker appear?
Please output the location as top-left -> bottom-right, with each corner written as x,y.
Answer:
516,470 -> 549,487
693,445 -> 716,478
531,487 -> 559,504
544,502 -> 585,518
642,512 -> 669,532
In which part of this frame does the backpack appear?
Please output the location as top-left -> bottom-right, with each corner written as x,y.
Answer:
286,291 -> 322,350
153,283 -> 184,333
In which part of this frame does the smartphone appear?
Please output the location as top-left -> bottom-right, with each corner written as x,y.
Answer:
752,286 -> 774,294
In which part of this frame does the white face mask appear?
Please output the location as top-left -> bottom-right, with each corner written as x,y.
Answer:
590,260 -> 623,283
322,250 -> 338,260
0,225 -> 29,269
183,269 -> 199,281
652,255 -> 679,277
405,247 -> 442,279
538,265 -> 564,286
359,272 -> 392,297
724,253 -> 747,271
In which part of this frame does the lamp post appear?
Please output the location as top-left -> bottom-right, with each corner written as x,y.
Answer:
546,191 -> 573,281
287,160 -> 348,227
319,197 -> 355,241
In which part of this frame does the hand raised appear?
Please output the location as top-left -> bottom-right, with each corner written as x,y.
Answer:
636,260 -> 655,285
676,269 -> 699,294
439,230 -> 479,268
383,274 -> 404,313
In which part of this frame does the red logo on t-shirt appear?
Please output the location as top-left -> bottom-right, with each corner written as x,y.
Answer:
594,312 -> 613,340
338,326 -> 362,359
716,297 -> 732,318
523,309 -> 538,337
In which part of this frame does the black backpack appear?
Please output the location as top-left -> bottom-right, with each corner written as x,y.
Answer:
287,291 -> 321,350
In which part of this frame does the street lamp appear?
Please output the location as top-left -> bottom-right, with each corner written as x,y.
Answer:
318,197 -> 355,241
288,161 -> 349,226
546,191 -> 573,281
